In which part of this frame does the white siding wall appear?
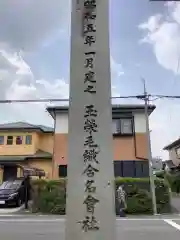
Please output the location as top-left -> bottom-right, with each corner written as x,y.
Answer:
55,112 -> 147,134
169,148 -> 180,166
55,113 -> 68,134
134,113 -> 146,133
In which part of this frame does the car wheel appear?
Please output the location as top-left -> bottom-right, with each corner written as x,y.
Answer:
16,198 -> 22,207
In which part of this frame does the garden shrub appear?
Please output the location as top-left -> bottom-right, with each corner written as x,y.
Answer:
115,177 -> 170,214
30,177 -> 170,215
165,172 -> 180,193
154,170 -> 165,179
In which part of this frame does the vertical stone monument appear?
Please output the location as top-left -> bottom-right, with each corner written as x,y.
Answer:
66,0 -> 116,239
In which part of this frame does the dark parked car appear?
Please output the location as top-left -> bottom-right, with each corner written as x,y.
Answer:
0,179 -> 25,207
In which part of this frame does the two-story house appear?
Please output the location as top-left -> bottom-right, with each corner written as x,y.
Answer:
47,104 -> 156,179
163,138 -> 180,169
0,122 -> 54,183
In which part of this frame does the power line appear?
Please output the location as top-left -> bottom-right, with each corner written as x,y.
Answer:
0,98 -> 68,104
0,95 -> 141,104
150,95 -> 180,99
0,94 -> 180,104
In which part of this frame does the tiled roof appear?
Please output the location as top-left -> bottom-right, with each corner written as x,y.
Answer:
0,122 -> 53,133
164,160 -> 178,169
0,150 -> 52,162
163,138 -> 180,150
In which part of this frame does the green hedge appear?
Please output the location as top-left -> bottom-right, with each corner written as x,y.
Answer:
30,179 -> 66,214
30,177 -> 170,215
154,170 -> 165,179
165,172 -> 180,193
115,177 -> 170,214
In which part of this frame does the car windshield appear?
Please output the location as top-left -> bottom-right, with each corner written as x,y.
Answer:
0,181 -> 22,190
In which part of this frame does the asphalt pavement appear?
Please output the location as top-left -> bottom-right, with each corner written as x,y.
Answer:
0,215 -> 180,239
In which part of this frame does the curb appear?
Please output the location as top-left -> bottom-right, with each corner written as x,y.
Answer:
0,204 -> 25,215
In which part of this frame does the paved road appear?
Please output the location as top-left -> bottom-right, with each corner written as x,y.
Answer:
0,216 -> 180,239
171,196 -> 180,213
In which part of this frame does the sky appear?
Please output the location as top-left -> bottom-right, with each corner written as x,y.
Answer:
0,0 -> 180,159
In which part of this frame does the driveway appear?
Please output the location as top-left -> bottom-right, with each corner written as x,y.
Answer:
0,216 -> 180,239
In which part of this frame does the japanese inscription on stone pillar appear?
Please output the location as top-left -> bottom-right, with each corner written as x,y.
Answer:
66,0 -> 116,239
80,0 -> 100,231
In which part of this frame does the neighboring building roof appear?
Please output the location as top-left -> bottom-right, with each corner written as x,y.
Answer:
163,138 -> 180,150
47,104 -> 156,119
0,150 -> 52,163
0,122 -> 53,133
152,157 -> 163,170
164,160 -> 179,169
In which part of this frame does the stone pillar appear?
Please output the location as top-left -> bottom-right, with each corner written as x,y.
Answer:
66,1 -> 116,240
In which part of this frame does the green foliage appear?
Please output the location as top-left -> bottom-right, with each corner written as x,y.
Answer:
154,170 -> 165,179
115,177 -> 170,214
165,172 -> 180,193
30,177 -> 170,215
31,179 -> 66,214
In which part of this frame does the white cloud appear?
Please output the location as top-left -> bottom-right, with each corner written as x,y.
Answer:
139,3 -> 180,160
0,46 -> 69,125
110,56 -> 124,78
0,46 -> 122,127
0,0 -> 124,127
149,99 -> 180,160
139,3 -> 180,74
139,14 -> 162,33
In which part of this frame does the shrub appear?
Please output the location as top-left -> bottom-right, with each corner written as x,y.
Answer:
30,177 -> 170,215
31,179 -> 66,214
115,177 -> 170,214
154,170 -> 165,179
165,172 -> 180,193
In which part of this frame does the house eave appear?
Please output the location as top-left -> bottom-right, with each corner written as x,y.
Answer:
47,104 -> 156,119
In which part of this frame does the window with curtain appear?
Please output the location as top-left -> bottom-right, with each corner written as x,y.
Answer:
16,136 -> 23,145
25,135 -> 32,145
112,118 -> 133,135
0,136 -> 4,145
7,136 -> 13,145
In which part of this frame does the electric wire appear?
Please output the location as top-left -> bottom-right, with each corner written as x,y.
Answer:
0,94 -> 179,104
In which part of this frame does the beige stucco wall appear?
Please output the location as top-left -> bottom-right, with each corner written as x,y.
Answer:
0,132 -> 38,155
0,131 -> 54,156
27,159 -> 53,179
38,133 -> 54,154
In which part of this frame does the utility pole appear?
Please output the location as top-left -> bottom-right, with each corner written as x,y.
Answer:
142,78 -> 157,215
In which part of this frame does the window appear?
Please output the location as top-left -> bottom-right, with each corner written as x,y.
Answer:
7,136 -> 13,145
25,135 -> 32,145
16,136 -> 23,145
120,118 -> 133,134
59,165 -> 67,177
122,161 -> 136,177
112,118 -> 133,135
0,136 -> 4,145
176,147 -> 180,158
112,119 -> 121,134
114,161 -> 149,178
